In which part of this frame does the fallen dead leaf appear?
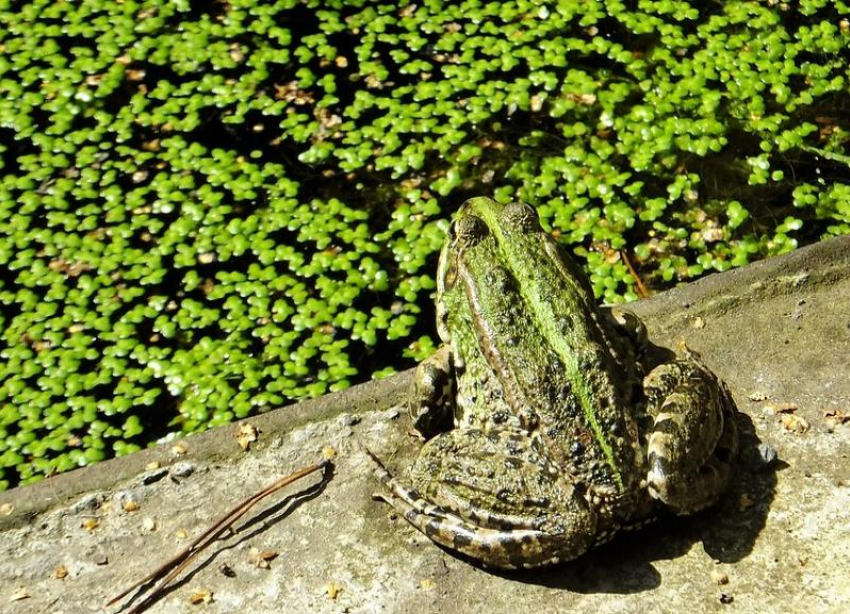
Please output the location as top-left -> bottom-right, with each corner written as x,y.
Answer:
780,413 -> 810,434
145,461 -> 161,471
236,423 -> 259,451
568,92 -> 597,105
248,547 -> 279,569
189,589 -> 213,605
11,587 -> 29,601
122,499 -> 140,512
530,94 -> 544,112
55,564 -> 68,580
81,518 -> 99,531
172,441 -> 188,455
420,578 -> 436,590
176,528 -> 188,539
322,445 -> 338,461
327,582 -> 343,600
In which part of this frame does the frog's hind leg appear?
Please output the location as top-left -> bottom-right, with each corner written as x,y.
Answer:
644,347 -> 739,514
366,427 -> 597,569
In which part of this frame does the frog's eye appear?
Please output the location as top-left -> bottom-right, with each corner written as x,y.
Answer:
502,201 -> 541,233
450,214 -> 488,247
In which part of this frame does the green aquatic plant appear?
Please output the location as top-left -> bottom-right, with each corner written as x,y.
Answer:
0,0 -> 848,488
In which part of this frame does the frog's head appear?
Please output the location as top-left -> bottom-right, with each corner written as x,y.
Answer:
458,197 -> 543,236
434,198 -> 547,340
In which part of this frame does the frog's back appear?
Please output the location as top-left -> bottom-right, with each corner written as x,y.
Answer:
446,199 -> 646,498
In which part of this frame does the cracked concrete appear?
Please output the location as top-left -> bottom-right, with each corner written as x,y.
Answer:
1,236 -> 849,614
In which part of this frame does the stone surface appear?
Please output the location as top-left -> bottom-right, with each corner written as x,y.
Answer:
1,236 -> 849,614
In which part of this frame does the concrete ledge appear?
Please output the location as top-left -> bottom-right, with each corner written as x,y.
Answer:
2,235 -> 849,614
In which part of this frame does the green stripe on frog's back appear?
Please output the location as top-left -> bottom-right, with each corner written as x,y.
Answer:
470,199 -> 630,489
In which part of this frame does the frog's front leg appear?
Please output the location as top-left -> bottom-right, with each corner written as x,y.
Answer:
644,346 -> 739,514
408,345 -> 455,437
368,427 -> 597,569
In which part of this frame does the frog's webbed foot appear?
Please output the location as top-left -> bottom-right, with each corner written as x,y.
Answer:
644,348 -> 739,514
408,345 -> 455,437
366,428 -> 597,569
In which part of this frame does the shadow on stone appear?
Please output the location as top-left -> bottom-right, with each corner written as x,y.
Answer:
702,411 -> 779,564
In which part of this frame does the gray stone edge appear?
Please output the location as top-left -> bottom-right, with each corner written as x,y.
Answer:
1,234 -> 848,530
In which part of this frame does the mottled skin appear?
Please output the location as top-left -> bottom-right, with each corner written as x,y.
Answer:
369,198 -> 738,569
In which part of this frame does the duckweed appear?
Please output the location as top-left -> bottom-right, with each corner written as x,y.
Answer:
0,0 -> 849,489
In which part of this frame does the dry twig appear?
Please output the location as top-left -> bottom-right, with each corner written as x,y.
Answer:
107,458 -> 331,614
621,249 -> 649,299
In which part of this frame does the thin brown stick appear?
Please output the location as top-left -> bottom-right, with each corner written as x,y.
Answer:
108,458 -> 330,613
621,249 -> 649,299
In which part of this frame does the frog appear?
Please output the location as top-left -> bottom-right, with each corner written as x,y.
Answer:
367,197 -> 739,569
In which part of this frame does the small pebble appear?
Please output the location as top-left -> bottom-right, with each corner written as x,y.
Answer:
757,442 -> 778,466
339,414 -> 361,427
170,462 -> 196,478
70,494 -> 104,514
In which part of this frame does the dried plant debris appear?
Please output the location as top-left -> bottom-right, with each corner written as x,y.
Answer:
327,582 -> 343,600
10,587 -> 30,601
123,499 -> 140,513
823,407 -> 850,431
236,423 -> 259,451
171,442 -> 189,456
188,589 -> 213,605
81,517 -> 100,532
248,548 -> 279,569
779,414 -> 810,434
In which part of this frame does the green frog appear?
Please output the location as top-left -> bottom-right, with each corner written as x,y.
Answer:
368,198 -> 738,569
